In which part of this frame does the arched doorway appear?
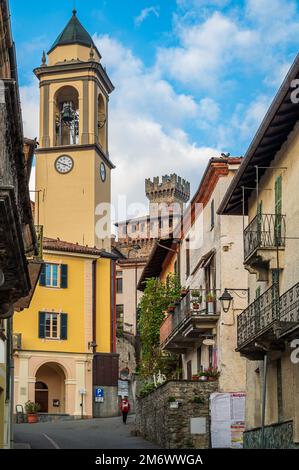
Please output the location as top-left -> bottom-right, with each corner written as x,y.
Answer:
35,363 -> 66,414
35,381 -> 48,413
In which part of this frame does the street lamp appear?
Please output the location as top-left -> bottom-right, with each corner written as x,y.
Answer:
219,288 -> 250,313
219,289 -> 234,313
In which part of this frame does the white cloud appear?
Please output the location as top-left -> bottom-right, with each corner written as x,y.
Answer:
134,6 -> 160,27
94,34 -> 220,212
156,12 -> 258,90
96,34 -> 198,130
19,81 -> 40,139
198,98 -> 220,122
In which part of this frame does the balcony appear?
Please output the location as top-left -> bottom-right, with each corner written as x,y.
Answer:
243,214 -> 286,281
160,290 -> 220,354
237,282 -> 299,360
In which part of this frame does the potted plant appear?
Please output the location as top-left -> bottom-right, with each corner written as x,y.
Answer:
192,289 -> 202,310
199,371 -> 208,381
192,374 -> 199,381
205,367 -> 220,382
206,291 -> 215,314
25,400 -> 41,424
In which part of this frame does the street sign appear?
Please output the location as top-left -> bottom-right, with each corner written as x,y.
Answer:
118,380 -> 129,397
95,387 -> 104,403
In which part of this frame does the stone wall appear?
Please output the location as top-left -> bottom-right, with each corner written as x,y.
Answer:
136,380 -> 218,449
244,421 -> 299,449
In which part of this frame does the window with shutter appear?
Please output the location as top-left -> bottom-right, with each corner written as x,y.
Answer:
38,312 -> 46,338
60,264 -> 68,289
60,313 -> 68,340
39,264 -> 46,286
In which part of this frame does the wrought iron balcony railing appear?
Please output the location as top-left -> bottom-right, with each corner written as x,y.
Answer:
237,281 -> 299,352
237,284 -> 279,349
160,289 -> 220,347
243,213 -> 286,262
279,282 -> 299,332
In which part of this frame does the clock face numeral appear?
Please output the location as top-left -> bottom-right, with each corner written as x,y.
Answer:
55,155 -> 74,174
100,162 -> 106,182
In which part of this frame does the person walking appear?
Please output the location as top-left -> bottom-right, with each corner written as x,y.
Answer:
120,397 -> 131,424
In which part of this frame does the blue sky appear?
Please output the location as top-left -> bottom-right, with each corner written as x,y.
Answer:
9,0 -> 299,209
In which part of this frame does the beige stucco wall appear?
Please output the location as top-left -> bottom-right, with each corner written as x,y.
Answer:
245,121 -> 299,441
179,165 -> 248,393
116,264 -> 144,335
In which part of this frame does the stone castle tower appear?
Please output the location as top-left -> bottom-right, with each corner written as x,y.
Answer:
145,174 -> 190,218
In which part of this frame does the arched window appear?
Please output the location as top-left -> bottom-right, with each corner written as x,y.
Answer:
54,86 -> 79,146
97,94 -> 106,150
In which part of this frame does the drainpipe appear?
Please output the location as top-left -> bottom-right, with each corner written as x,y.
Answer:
91,260 -> 97,418
260,352 -> 268,448
92,260 -> 97,354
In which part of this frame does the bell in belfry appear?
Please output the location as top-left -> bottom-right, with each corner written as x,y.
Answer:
61,101 -> 74,123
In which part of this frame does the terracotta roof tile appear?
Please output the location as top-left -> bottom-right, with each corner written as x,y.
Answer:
43,237 -> 107,256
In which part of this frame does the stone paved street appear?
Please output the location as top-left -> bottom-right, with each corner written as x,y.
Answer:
13,415 -> 160,450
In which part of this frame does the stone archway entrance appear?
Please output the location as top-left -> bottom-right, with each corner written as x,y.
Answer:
35,363 -> 66,414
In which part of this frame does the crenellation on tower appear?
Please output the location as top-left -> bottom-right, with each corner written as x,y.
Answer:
145,173 -> 190,207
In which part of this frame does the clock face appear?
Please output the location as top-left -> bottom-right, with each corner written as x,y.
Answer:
55,155 -> 74,174
100,162 -> 106,182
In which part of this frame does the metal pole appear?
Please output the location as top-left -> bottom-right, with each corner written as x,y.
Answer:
81,393 -> 84,420
260,353 -> 268,448
256,165 -> 259,214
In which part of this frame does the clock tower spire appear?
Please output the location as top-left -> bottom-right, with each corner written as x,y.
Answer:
34,10 -> 114,250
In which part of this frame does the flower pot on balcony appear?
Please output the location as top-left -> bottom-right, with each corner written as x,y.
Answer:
192,302 -> 200,310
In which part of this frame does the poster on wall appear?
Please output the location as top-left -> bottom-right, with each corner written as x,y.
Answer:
210,392 -> 246,448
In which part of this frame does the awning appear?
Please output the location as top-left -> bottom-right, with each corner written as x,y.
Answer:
191,249 -> 216,276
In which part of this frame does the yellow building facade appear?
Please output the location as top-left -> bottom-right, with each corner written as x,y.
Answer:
13,10 -> 119,419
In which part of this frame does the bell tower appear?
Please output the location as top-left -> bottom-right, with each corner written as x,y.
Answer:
34,9 -> 114,250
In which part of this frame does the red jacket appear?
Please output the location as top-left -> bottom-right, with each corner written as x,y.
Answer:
120,400 -> 131,413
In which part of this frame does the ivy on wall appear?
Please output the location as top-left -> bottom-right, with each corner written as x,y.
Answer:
138,274 -> 181,379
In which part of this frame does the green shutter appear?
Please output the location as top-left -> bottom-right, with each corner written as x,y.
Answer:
275,176 -> 282,215
256,286 -> 261,299
275,176 -> 282,243
39,264 -> 46,286
257,201 -> 263,243
60,264 -> 68,289
38,312 -> 46,338
60,314 -> 68,340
